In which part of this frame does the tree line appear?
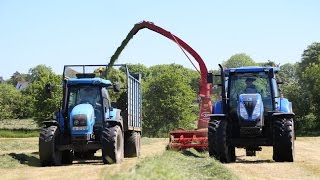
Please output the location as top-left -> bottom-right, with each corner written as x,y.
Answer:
0,42 -> 319,136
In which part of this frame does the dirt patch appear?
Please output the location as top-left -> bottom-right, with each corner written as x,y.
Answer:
0,138 -> 168,180
224,137 -> 320,180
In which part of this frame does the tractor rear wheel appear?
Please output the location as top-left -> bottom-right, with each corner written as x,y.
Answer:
101,124 -> 124,164
208,120 -> 220,159
217,120 -> 235,163
39,126 -> 62,166
273,118 -> 295,162
124,131 -> 141,157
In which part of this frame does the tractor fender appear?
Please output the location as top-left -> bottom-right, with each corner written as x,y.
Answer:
272,112 -> 295,119
278,98 -> 293,113
105,108 -> 123,130
42,120 -> 60,128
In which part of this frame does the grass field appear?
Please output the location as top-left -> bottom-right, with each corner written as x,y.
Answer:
0,137 -> 236,180
0,119 -> 39,138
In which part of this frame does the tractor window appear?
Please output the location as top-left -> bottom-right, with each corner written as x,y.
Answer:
228,73 -> 272,112
67,86 -> 103,121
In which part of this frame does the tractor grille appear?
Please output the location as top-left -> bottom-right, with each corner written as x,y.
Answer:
244,101 -> 256,117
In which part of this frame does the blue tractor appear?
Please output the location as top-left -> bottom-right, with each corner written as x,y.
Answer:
208,64 -> 295,163
39,64 -> 142,166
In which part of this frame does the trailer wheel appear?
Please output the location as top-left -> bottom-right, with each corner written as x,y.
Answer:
101,124 -> 124,164
61,150 -> 73,164
273,118 -> 295,162
39,126 -> 62,166
124,131 -> 141,157
208,120 -> 220,158
217,120 -> 234,163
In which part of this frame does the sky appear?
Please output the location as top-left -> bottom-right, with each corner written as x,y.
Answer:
1,1 -> 320,80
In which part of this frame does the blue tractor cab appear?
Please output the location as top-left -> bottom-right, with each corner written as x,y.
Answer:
208,64 -> 295,163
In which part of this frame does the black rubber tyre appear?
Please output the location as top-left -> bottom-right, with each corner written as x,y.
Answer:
39,126 -> 62,166
217,120 -> 234,163
273,118 -> 295,162
208,120 -> 220,159
124,131 -> 141,158
62,150 -> 73,164
230,145 -> 236,162
101,125 -> 124,164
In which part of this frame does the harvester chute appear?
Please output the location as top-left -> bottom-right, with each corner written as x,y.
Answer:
109,21 -> 212,150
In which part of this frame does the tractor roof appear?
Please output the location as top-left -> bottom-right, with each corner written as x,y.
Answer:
225,66 -> 280,74
66,77 -> 112,86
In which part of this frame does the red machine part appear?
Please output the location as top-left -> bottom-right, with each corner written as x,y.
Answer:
109,21 -> 212,150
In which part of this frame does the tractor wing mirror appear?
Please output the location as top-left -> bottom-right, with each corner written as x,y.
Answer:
113,82 -> 121,93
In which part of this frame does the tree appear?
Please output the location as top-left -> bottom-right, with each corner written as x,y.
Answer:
25,65 -> 62,125
143,64 -> 197,137
120,63 -> 150,81
299,42 -> 320,73
223,53 -> 256,68
7,71 -> 29,86
0,83 -> 23,120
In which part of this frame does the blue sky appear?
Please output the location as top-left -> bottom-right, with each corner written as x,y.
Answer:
1,1 -> 319,79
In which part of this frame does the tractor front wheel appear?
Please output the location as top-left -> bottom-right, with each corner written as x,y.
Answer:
217,120 -> 235,163
208,120 -> 220,159
39,126 -> 62,166
273,118 -> 295,162
101,124 -> 124,164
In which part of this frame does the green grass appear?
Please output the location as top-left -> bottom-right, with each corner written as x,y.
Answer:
109,149 -> 237,180
0,119 -> 39,138
296,129 -> 320,137
0,129 -> 39,138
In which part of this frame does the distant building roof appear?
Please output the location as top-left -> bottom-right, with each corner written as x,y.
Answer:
16,81 -> 30,91
0,76 -> 3,83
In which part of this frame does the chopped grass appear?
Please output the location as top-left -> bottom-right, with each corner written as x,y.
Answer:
110,149 -> 237,180
0,138 -> 38,151
0,153 -> 40,168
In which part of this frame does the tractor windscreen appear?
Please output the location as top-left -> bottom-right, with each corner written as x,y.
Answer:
67,86 -> 103,121
228,72 -> 272,113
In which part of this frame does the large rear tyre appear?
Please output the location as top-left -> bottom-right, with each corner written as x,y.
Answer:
208,120 -> 220,159
273,118 -> 295,162
39,126 -> 62,166
101,124 -> 124,164
124,131 -> 141,158
217,120 -> 234,163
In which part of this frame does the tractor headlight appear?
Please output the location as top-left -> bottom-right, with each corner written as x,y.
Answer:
74,119 -> 80,126
72,114 -> 87,126
252,100 -> 261,120
239,103 -> 248,119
